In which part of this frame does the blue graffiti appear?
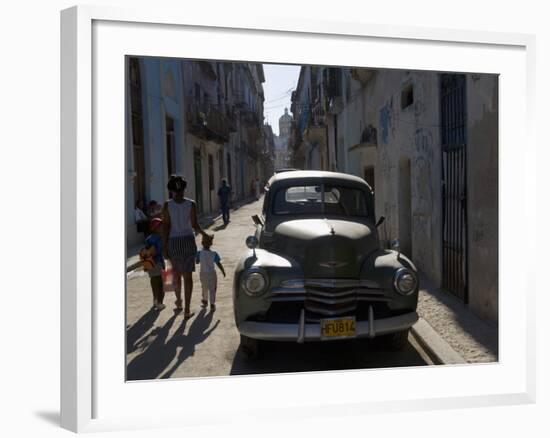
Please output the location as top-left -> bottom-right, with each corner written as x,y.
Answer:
379,104 -> 392,144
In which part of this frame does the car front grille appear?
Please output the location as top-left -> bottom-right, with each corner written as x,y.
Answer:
264,278 -> 391,322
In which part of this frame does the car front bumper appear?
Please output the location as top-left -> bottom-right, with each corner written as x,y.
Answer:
238,311 -> 419,342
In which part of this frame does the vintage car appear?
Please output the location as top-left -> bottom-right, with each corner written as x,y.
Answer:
233,170 -> 419,358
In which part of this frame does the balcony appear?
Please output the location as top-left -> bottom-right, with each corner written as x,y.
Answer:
310,100 -> 326,127
187,102 -> 234,143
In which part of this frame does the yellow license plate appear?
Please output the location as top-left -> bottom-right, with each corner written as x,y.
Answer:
320,317 -> 356,339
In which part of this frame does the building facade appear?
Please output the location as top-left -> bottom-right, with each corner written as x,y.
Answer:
273,107 -> 292,171
126,58 -> 267,245
290,66 -> 498,322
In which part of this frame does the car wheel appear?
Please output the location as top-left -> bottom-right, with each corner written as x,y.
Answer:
240,334 -> 261,360
375,329 -> 410,351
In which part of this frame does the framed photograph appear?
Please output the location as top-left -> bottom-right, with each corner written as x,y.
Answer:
61,5 -> 536,433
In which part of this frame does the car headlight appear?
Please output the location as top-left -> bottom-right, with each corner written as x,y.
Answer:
242,269 -> 268,296
393,268 -> 418,295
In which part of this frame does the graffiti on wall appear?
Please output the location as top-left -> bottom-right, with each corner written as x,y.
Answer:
379,98 -> 394,144
413,127 -> 435,162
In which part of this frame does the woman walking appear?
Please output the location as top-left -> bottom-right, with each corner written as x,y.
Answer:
162,175 -> 209,318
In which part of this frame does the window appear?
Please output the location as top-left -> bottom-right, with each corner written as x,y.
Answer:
401,84 -> 414,109
273,184 -> 369,217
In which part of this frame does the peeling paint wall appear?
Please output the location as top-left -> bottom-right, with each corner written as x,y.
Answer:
336,70 -> 443,285
315,68 -> 499,322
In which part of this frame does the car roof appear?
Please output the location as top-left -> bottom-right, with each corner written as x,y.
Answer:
267,170 -> 368,187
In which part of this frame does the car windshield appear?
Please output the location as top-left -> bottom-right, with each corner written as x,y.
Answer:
273,184 -> 369,217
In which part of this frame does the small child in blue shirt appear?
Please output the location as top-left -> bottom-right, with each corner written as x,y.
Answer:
196,234 -> 225,311
139,217 -> 166,311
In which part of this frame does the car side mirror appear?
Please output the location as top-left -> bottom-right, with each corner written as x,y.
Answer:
246,235 -> 259,258
375,216 -> 386,228
252,214 -> 264,226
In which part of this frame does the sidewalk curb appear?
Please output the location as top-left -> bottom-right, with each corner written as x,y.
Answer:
411,317 -> 466,365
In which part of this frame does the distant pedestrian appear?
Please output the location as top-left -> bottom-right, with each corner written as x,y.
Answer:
134,200 -> 149,239
139,217 -> 166,311
253,178 -> 261,200
196,234 -> 225,312
162,175 -> 208,318
217,179 -> 232,225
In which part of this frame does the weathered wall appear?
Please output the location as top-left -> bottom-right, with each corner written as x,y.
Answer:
337,70 -> 443,285
126,57 -> 186,246
467,74 -> 499,322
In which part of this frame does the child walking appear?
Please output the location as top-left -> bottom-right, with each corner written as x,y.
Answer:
196,234 -> 225,311
139,217 -> 166,311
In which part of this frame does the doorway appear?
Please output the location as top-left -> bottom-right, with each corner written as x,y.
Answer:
208,153 -> 214,213
165,116 -> 176,177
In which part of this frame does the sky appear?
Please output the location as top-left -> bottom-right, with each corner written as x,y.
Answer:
262,63 -> 301,136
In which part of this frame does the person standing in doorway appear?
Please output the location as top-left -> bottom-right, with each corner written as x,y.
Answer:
217,178 -> 232,225
162,175 -> 208,318
253,177 -> 261,200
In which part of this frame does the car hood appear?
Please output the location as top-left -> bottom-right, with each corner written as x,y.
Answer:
272,218 -> 379,278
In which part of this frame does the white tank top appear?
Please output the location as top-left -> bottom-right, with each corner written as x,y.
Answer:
167,198 -> 194,237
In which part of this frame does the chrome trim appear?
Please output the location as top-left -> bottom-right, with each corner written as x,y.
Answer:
271,287 -> 307,295
241,267 -> 269,296
245,235 -> 259,249
305,279 -> 379,288
393,268 -> 418,296
305,303 -> 356,316
238,311 -> 419,341
280,279 -> 306,289
266,279 -> 391,312
307,295 -> 356,305
368,305 -> 375,338
297,308 -> 305,343
271,296 -> 305,302
305,289 -> 356,298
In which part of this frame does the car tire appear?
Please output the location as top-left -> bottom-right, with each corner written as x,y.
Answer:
375,329 -> 410,351
240,334 -> 261,360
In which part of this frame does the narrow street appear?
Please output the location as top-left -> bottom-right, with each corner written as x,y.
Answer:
126,198 -> 432,381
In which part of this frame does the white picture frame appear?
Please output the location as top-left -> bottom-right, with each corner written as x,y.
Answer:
60,4 -> 536,433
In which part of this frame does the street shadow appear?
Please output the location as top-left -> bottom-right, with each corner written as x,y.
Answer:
160,309 -> 220,379
126,315 -> 180,380
126,309 -> 220,380
126,308 -> 161,354
229,337 -> 429,376
213,223 -> 228,231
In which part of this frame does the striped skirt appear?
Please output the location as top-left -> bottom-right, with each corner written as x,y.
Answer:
168,234 -> 197,259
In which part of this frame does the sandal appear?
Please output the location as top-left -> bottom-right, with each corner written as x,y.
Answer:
174,299 -> 183,312
183,311 -> 195,320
